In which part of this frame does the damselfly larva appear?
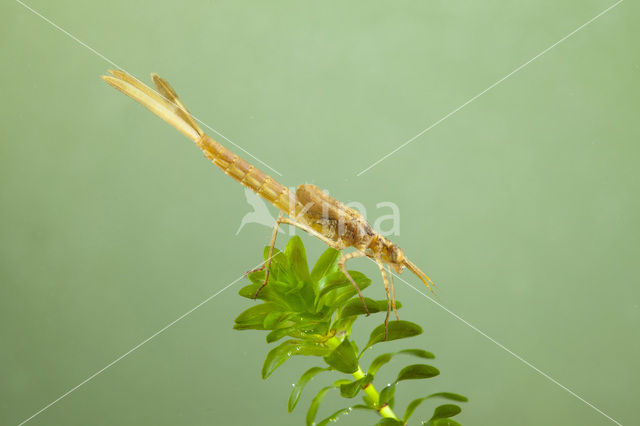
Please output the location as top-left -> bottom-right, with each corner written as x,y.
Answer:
102,71 -> 435,336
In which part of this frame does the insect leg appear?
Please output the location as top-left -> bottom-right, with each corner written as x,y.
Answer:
278,217 -> 346,250
278,218 -> 372,312
375,256 -> 391,340
387,266 -> 399,321
254,215 -> 346,299
338,251 -> 369,316
253,213 -> 284,299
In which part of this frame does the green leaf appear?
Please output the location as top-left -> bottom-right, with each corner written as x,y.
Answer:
378,384 -> 396,407
396,364 -> 440,382
316,403 -> 377,425
238,280 -> 289,308
240,278 -> 312,312
320,271 -> 372,308
428,392 -> 468,402
288,367 -> 329,412
368,348 -> 435,376
324,338 -> 358,373
351,403 -> 376,411
339,374 -> 373,398
375,418 -> 404,425
365,320 -> 423,350
318,271 -> 366,299
431,404 -> 462,419
262,340 -> 297,379
285,236 -> 310,282
306,386 -> 333,426
233,303 -> 280,330
398,348 -> 435,359
306,380 -> 350,426
403,393 -> 468,422
310,247 -> 340,282
368,353 -> 394,376
263,310 -> 284,329
316,407 -> 351,426
265,327 -> 292,343
330,315 -> 357,336
426,420 -> 462,426
339,298 -> 402,318
262,246 -> 289,279
262,340 -> 329,379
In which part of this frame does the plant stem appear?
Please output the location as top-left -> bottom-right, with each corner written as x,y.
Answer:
327,337 -> 400,421
352,367 -> 399,420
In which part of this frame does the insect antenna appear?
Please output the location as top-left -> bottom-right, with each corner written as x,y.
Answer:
404,259 -> 438,296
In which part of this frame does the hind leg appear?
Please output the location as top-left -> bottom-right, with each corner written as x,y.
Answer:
375,257 -> 391,340
338,251 -> 369,315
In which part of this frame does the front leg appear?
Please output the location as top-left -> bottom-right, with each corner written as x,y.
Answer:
338,251 -> 369,316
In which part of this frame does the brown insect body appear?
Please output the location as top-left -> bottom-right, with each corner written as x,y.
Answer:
295,184 -> 405,270
102,71 -> 435,334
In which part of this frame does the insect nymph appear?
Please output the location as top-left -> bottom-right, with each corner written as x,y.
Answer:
102,71 -> 435,334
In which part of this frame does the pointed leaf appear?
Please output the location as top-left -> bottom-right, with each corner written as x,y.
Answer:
324,338 -> 358,373
428,392 -> 468,402
285,236 -> 310,282
339,374 -> 373,398
262,340 -> 329,379
262,246 -> 289,277
331,316 -> 357,336
233,303 -> 280,330
365,320 -> 423,350
403,393 -> 468,422
288,367 -> 329,412
266,327 -> 293,343
396,364 -> 440,382
306,386 -> 333,426
368,353 -> 394,376
398,348 -> 435,359
339,298 -> 402,318
426,419 -> 462,426
316,407 -> 351,426
431,404 -> 462,419
318,271 -> 369,299
240,277 -> 312,312
379,384 -> 396,407
323,272 -> 372,308
262,340 -> 298,379
238,280 -> 289,308
311,247 -> 341,282
263,311 -> 285,329
351,404 -> 376,411
368,348 -> 435,376
306,380 -> 350,426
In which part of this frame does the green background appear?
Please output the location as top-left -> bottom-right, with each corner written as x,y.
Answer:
1,1 -> 637,425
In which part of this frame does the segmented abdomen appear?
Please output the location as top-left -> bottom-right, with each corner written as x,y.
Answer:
196,134 -> 297,215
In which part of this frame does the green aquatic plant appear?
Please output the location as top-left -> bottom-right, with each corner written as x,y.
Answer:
234,236 -> 468,425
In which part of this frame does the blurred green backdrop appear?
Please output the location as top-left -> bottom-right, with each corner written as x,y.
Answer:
1,1 -> 638,425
